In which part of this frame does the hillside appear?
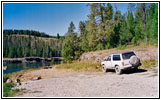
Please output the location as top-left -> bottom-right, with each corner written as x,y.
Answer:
80,45 -> 158,63
3,34 -> 64,58
3,29 -> 50,38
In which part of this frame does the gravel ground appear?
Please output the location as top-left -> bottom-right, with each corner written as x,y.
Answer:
14,69 -> 158,97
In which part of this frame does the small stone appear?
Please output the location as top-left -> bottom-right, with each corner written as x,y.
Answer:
43,67 -> 48,69
17,74 -> 22,78
97,65 -> 100,68
32,76 -> 41,81
15,78 -> 20,83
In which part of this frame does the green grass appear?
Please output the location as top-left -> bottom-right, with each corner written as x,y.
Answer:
3,74 -> 25,97
140,60 -> 158,69
56,61 -> 102,72
3,83 -> 15,97
3,83 -> 26,97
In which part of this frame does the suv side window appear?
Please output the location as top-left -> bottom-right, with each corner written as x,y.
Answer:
107,56 -> 111,61
113,55 -> 121,61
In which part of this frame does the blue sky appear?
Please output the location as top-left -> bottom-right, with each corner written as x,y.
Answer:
3,3 -> 128,36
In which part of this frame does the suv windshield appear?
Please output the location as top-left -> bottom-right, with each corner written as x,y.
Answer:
122,52 -> 135,60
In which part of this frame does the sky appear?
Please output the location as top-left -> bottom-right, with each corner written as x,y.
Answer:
3,3 -> 128,36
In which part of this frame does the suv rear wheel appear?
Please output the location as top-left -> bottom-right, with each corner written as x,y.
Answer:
115,65 -> 122,75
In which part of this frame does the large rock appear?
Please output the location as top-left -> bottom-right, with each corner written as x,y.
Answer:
6,79 -> 12,83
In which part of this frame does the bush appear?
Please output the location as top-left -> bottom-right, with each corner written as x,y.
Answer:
3,83 -> 15,97
3,74 -> 8,83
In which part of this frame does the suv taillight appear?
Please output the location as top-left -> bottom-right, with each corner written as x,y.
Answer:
122,62 -> 124,66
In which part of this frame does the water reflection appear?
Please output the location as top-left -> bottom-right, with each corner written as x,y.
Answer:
3,61 -> 59,74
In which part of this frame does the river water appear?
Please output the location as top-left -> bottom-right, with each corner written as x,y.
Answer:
3,61 -> 60,74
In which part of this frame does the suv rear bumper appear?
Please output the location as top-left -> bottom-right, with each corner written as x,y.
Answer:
120,63 -> 142,70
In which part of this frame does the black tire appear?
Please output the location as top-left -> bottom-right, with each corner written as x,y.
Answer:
102,64 -> 107,73
115,65 -> 122,75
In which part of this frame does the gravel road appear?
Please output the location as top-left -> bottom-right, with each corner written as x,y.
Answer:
14,69 -> 158,97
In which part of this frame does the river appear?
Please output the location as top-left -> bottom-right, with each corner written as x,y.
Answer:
3,61 -> 60,74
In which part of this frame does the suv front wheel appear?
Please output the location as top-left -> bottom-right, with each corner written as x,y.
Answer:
115,65 -> 122,75
102,64 -> 107,73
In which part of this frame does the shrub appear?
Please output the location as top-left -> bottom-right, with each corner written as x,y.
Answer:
140,60 -> 157,69
3,74 -> 8,83
3,83 -> 15,97
3,83 -> 25,97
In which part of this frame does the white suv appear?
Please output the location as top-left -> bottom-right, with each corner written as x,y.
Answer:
101,51 -> 141,74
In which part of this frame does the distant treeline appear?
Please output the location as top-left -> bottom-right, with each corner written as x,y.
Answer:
3,32 -> 64,58
3,29 -> 50,37
3,29 -> 65,39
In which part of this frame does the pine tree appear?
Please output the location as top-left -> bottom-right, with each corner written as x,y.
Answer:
61,22 -> 79,63
79,21 -> 86,37
119,13 -> 129,45
112,10 -> 121,47
134,3 -> 145,44
66,21 -> 76,36
57,33 -> 60,39
104,3 -> 113,20
127,11 -> 135,42
86,4 -> 98,50
81,31 -> 89,52
147,3 -> 158,44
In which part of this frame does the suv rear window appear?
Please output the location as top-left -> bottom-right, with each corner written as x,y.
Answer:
113,55 -> 121,61
122,52 -> 136,60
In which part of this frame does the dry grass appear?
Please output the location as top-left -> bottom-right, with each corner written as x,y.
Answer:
7,68 -> 42,81
56,61 -> 102,72
140,60 -> 158,69
97,43 -> 157,53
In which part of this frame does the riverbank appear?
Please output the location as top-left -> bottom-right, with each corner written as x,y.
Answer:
7,61 -> 101,82
3,57 -> 63,63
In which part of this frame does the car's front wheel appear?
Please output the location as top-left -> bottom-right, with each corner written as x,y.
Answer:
102,64 -> 107,73
115,65 -> 122,75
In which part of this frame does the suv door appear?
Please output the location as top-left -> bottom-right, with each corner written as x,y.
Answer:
112,54 -> 122,67
105,56 -> 112,68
